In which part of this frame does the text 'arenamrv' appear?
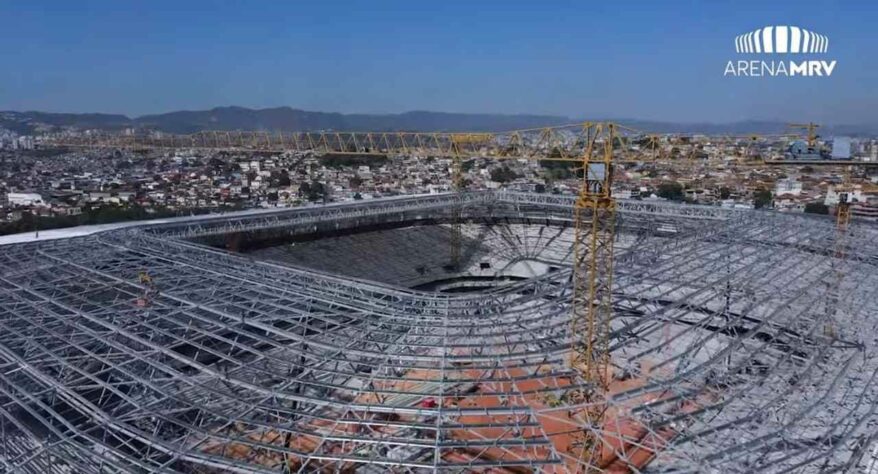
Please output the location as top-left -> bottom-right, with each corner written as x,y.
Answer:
724,60 -> 837,77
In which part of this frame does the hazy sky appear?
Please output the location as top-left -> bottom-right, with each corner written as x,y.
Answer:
2,0 -> 876,124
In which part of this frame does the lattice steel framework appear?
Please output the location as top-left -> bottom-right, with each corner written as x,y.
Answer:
1,192 -> 878,473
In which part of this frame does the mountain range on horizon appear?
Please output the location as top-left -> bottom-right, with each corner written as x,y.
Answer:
1,106 -> 875,137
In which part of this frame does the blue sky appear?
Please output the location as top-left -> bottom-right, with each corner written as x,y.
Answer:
2,0 -> 876,124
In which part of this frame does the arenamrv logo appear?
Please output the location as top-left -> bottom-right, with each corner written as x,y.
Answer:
724,25 -> 837,77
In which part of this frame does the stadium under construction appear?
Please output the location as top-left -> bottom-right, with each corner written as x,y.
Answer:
2,190 -> 878,473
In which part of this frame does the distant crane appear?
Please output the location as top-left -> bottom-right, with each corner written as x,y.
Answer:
788,122 -> 821,148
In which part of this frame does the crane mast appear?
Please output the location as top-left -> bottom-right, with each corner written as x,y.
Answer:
569,123 -> 616,467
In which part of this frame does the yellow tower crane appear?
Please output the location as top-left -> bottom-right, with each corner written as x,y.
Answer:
834,164 -> 855,232
824,165 -> 854,339
568,123 -> 616,466
788,122 -> 820,148
646,134 -> 662,162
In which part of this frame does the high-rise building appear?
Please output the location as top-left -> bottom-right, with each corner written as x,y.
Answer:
830,136 -> 851,159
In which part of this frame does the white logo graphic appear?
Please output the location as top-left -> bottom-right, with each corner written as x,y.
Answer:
735,26 -> 828,54
724,25 -> 836,77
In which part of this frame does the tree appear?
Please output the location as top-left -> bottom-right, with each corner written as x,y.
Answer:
804,202 -> 829,215
719,187 -> 732,199
540,160 -> 576,180
298,180 -> 326,202
490,166 -> 518,183
753,188 -> 773,209
657,182 -> 684,201
277,170 -> 291,187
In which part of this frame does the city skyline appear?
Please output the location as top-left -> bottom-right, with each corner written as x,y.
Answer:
3,0 -> 877,125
